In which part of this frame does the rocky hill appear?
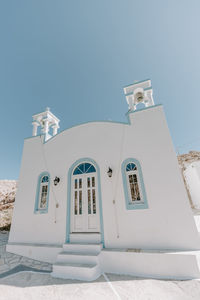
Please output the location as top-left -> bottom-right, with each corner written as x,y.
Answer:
0,180 -> 17,230
177,151 -> 200,209
177,151 -> 200,170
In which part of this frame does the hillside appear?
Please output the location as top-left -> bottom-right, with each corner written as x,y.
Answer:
0,180 -> 17,230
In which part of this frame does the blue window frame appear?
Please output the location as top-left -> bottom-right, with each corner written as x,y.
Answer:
73,163 -> 96,175
34,172 -> 50,214
121,158 -> 148,210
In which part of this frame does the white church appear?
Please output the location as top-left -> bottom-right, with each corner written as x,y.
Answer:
7,79 -> 200,280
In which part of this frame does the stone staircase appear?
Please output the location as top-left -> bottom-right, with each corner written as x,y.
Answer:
51,234 -> 103,281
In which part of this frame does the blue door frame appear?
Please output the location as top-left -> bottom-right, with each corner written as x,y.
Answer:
66,158 -> 105,247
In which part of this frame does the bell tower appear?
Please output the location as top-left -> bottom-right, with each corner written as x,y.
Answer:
123,79 -> 154,111
32,107 -> 60,141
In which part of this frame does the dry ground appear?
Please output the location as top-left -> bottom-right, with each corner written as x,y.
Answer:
0,271 -> 200,300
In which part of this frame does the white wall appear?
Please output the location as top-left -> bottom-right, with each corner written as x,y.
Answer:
6,244 -> 61,263
100,249 -> 200,280
6,244 -> 200,280
184,162 -> 200,209
8,105 -> 200,252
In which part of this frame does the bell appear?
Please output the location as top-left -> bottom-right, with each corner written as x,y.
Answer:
135,92 -> 144,103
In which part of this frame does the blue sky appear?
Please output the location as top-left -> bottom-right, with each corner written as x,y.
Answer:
1,0 -> 200,179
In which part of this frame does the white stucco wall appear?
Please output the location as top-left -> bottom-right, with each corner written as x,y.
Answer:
8,105 -> 200,251
184,162 -> 200,210
100,249 -> 200,280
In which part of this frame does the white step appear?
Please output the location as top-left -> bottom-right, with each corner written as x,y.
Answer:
70,233 -> 101,243
51,262 -> 101,281
57,252 -> 99,264
63,242 -> 103,254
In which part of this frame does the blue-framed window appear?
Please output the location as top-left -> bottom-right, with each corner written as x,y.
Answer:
34,172 -> 50,214
73,163 -> 96,175
121,158 -> 148,210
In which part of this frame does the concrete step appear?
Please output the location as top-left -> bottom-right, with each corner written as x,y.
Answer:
57,251 -> 99,264
70,233 -> 101,244
63,243 -> 103,254
51,262 -> 101,281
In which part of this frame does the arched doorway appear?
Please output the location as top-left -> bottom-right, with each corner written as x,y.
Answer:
70,161 -> 100,232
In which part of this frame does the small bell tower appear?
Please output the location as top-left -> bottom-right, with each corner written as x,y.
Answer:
123,79 -> 154,111
32,107 -> 60,141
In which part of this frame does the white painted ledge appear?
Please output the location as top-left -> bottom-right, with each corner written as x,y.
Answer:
6,243 -> 62,264
100,249 -> 200,280
6,243 -> 200,280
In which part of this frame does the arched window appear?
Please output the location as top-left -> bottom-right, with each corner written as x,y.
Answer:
121,159 -> 148,210
34,172 -> 50,213
126,162 -> 141,202
73,162 -> 96,175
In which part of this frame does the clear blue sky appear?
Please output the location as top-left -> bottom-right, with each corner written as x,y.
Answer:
1,0 -> 200,179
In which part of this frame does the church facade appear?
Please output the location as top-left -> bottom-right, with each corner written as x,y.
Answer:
7,79 -> 200,280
